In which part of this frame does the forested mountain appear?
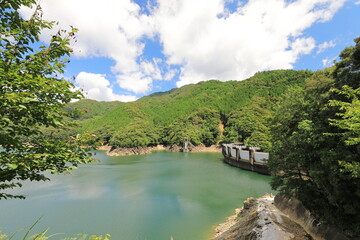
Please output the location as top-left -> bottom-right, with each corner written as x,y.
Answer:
54,37 -> 360,237
63,69 -> 313,149
64,99 -> 123,120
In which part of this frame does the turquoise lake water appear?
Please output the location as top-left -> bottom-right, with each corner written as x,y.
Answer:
0,151 -> 273,240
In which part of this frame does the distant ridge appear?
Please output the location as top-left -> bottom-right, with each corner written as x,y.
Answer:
62,69 -> 313,149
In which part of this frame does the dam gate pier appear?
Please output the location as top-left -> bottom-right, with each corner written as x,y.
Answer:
222,143 -> 269,175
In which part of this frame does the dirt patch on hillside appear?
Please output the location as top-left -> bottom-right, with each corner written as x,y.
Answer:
188,144 -> 222,153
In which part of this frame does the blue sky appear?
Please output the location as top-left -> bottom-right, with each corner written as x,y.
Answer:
23,0 -> 360,101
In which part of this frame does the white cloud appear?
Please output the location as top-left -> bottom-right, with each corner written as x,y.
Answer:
21,0 -> 346,93
20,0 -> 158,95
75,72 -> 137,102
116,58 -> 164,93
322,57 -> 336,67
355,1 -> 360,5
116,72 -> 153,94
317,40 -> 336,54
163,68 -> 178,81
152,0 -> 345,87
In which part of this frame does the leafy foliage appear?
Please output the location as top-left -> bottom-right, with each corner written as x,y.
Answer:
0,0 -> 92,199
163,108 -> 221,146
269,37 -> 360,235
328,86 -> 360,147
63,99 -> 122,120
110,120 -> 159,148
223,97 -> 273,150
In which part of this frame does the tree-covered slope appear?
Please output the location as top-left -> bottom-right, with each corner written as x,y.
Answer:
64,69 -> 313,147
64,99 -> 123,120
269,37 -> 360,236
137,69 -> 311,125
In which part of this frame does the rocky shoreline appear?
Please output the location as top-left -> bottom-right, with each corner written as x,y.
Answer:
98,144 -> 221,156
212,195 -> 350,240
212,194 -> 312,240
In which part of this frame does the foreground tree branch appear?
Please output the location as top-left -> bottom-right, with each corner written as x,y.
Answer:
0,0 -> 92,199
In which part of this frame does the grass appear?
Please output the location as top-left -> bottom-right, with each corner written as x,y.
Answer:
0,218 -> 111,240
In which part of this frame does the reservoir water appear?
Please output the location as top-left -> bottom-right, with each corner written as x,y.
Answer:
0,151 -> 273,240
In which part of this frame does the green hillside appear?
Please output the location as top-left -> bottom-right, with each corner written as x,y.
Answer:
137,69 -> 311,125
64,99 -> 123,120
62,69 -> 313,148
